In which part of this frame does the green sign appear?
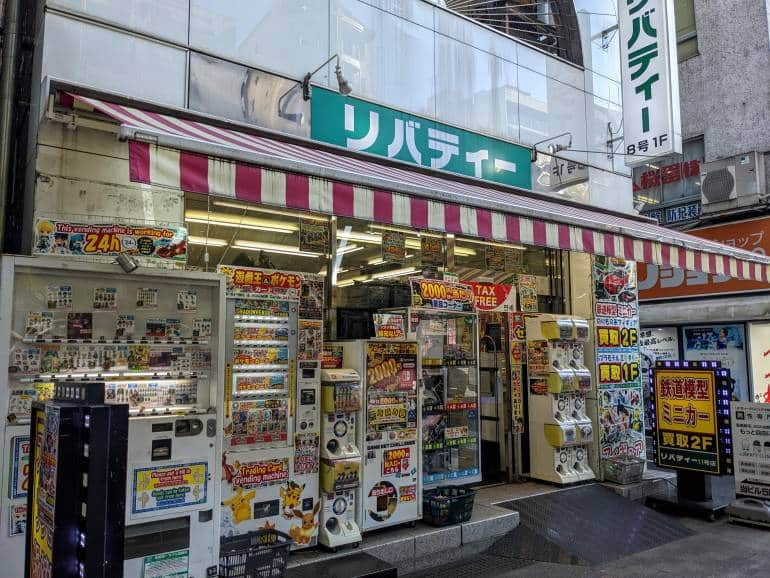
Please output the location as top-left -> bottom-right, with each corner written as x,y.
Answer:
310,86 -> 532,190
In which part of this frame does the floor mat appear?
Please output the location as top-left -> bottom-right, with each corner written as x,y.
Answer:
494,484 -> 694,566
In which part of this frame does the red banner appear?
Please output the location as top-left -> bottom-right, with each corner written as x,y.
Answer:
467,282 -> 517,312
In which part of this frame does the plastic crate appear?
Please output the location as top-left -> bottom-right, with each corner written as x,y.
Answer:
603,453 -> 645,485
422,486 -> 477,526
219,530 -> 292,578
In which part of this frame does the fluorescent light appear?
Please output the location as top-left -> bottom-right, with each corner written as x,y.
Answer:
367,254 -> 414,266
334,274 -> 367,287
185,210 -> 297,232
212,200 -> 328,222
188,236 -> 228,247
370,266 -> 418,280
367,224 -> 444,238
233,240 -> 321,258
456,237 -> 526,251
336,230 -> 382,244
337,244 -> 364,255
454,246 -> 477,257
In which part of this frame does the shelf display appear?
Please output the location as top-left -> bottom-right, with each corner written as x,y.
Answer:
331,340 -> 421,532
0,256 -> 224,578
219,266 -> 323,550
526,314 -> 595,484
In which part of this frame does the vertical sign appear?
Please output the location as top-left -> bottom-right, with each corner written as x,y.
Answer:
508,313 -> 526,433
618,0 -> 681,165
593,256 -> 645,458
731,402 -> 770,498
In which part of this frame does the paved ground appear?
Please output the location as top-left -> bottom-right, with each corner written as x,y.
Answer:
497,515 -> 770,578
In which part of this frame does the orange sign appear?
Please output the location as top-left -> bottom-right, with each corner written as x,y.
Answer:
638,216 -> 770,300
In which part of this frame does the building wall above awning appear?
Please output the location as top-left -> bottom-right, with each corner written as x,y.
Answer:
62,92 -> 770,283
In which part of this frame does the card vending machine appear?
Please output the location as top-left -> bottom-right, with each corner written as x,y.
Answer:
319,369 -> 362,550
219,267 -> 323,550
25,382 -> 128,578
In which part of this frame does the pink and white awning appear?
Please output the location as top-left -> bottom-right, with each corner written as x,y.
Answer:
65,93 -> 770,283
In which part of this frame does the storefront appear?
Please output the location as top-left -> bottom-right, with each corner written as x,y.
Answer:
2,82 -> 769,574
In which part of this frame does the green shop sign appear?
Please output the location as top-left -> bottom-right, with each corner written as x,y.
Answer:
310,86 -> 532,190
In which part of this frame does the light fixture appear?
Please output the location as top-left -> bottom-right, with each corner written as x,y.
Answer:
456,237 -> 526,251
336,230 -> 382,244
367,224 -> 445,239
188,236 -> 229,247
211,201 -> 328,222
532,132 -> 573,162
454,246 -> 477,257
367,254 -> 414,266
116,253 -> 138,274
233,240 -> 321,258
336,244 -> 364,256
297,54 -> 352,101
185,210 -> 298,233
370,266 -> 418,280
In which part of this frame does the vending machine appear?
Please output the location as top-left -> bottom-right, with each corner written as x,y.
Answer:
218,267 -> 323,549
387,277 -> 481,489
330,340 -> 421,532
0,256 -> 225,578
319,369 -> 362,550
25,382 -> 128,578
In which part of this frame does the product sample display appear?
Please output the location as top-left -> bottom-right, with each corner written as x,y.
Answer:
332,340 -> 421,531
219,266 -> 323,549
527,314 -> 595,484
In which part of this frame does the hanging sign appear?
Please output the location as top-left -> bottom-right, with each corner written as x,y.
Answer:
299,218 -> 329,253
33,219 -> 188,262
420,236 -> 444,266
618,0 -> 682,165
731,402 -> 770,498
509,312 -> 526,434
650,360 -> 733,474
410,277 -> 474,312
467,282 -> 517,312
382,231 -> 406,263
218,265 -> 302,300
516,274 -> 539,313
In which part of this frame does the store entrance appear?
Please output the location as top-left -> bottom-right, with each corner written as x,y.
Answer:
479,315 -> 509,484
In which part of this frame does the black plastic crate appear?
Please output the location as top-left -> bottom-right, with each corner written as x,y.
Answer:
220,530 -> 292,578
422,486 -> 477,526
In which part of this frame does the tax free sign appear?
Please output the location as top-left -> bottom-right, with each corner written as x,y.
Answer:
310,86 -> 532,190
618,0 -> 682,166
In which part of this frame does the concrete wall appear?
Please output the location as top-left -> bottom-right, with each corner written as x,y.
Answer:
680,0 -> 770,165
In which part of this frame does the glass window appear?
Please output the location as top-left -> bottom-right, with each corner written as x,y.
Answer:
675,0 -> 699,61
632,137 -> 704,212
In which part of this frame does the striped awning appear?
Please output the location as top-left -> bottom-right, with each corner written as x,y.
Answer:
64,93 -> 770,282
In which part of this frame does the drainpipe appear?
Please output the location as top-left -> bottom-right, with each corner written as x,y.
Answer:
0,0 -> 21,251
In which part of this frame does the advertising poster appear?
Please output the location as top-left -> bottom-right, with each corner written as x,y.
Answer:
8,503 -> 26,537
366,342 -> 418,393
298,320 -> 322,360
382,231 -> 406,263
640,327 -> 680,375
598,388 -> 645,458
33,219 -> 187,262
468,282 -> 517,312
373,313 -> 406,340
731,402 -> 770,498
420,236 -> 444,266
748,323 -> 770,403
652,365 -> 732,474
10,435 -> 30,500
410,278 -> 474,312
294,433 -> 320,475
299,274 -> 324,319
132,462 -> 208,515
30,406 -> 59,578
222,456 -> 290,489
142,549 -> 189,578
485,246 -> 506,271
516,274 -> 538,312
218,266 -> 302,300
299,218 -> 329,254
683,325 -> 749,401
508,312 -> 526,433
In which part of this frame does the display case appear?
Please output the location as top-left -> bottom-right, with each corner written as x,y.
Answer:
218,267 -> 323,550
0,256 -> 225,578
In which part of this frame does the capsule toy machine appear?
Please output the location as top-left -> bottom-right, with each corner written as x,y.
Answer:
330,340 -> 421,532
319,369 -> 362,550
0,256 -> 225,578
218,267 -> 323,549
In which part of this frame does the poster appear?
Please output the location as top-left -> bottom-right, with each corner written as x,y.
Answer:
598,388 -> 645,458
218,265 -> 302,300
300,274 -> 324,319
749,323 -> 770,403
516,274 -> 538,312
373,313 -> 406,340
33,219 -> 187,261
222,456 -> 290,489
410,278 -> 474,312
132,462 -> 208,515
508,313 -> 526,434
640,327 -> 679,375
176,290 -> 198,312
298,320 -> 322,360
8,503 -> 26,537
299,218 -> 329,253
683,325 -> 749,401
30,406 -> 59,578
651,364 -> 732,474
420,236 -> 444,266
142,549 -> 189,578
468,282 -> 517,312
294,433 -> 320,475
10,435 -> 30,499
731,402 -> 770,498
484,246 -> 506,271
382,231 -> 406,263
45,285 -> 72,310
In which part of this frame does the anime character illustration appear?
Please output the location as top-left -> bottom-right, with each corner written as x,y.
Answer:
68,233 -> 85,254
288,501 -> 320,545
35,220 -> 55,253
222,486 -> 256,525
279,480 -> 305,518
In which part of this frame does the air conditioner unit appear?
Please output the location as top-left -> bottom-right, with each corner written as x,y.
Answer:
701,151 -> 766,215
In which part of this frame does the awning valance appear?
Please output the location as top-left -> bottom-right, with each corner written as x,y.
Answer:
64,93 -> 770,283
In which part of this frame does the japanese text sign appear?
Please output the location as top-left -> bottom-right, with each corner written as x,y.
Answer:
731,402 -> 770,499
639,217 -> 770,300
218,265 -> 302,300
410,278 -> 474,312
34,219 -> 188,262
310,86 -> 532,189
132,462 -> 208,515
650,361 -> 733,475
618,0 -> 681,165
467,282 -> 517,312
